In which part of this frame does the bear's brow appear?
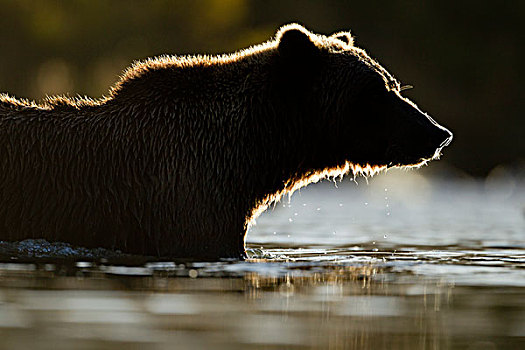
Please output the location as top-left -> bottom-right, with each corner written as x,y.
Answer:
349,48 -> 400,92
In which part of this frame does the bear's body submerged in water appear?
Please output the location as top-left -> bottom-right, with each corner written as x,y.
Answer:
0,24 -> 452,259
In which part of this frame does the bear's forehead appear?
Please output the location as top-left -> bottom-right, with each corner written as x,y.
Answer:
321,40 -> 400,92
349,51 -> 400,91
302,30 -> 400,92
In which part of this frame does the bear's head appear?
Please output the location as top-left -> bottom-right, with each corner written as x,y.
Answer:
273,24 -> 452,176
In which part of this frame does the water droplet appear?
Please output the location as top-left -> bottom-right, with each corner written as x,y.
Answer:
372,241 -> 376,245
373,248 -> 379,252
339,203 -> 343,207
188,269 -> 198,278
294,212 -> 298,216
332,231 -> 336,235
273,231 -> 276,235
364,202 -> 368,206
287,235 -> 290,238
385,197 -> 388,200
288,218 -> 293,222
384,234 -> 388,238
316,207 -> 321,211
302,203 -> 307,206
384,188 -> 388,192
386,212 -> 390,216
386,204 -> 389,208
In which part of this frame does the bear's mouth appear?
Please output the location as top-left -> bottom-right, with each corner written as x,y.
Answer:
385,144 -> 437,168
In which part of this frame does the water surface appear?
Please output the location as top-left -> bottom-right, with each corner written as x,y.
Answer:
0,169 -> 524,349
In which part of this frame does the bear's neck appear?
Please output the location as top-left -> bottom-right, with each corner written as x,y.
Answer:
111,52 -> 324,227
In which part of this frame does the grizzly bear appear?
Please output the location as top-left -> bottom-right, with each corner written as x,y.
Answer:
0,24 -> 452,260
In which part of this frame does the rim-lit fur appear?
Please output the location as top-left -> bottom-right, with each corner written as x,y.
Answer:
0,23 -> 452,259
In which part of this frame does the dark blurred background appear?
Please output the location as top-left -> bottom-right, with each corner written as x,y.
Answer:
0,0 -> 523,177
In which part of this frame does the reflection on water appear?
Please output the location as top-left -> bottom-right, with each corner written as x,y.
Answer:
0,261 -> 523,349
0,170 -> 524,349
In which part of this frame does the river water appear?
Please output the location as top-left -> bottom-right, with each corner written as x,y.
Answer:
0,167 -> 523,349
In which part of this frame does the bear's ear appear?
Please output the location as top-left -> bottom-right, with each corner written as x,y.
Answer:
331,31 -> 354,46
277,24 -> 318,60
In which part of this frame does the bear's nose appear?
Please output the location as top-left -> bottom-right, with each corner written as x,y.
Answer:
439,128 -> 453,148
427,126 -> 452,152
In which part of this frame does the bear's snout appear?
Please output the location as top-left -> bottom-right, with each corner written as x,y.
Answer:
429,124 -> 453,152
414,118 -> 453,163
387,96 -> 453,166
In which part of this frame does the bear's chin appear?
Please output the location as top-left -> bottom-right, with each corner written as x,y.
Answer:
384,147 -> 444,170
383,143 -> 437,169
